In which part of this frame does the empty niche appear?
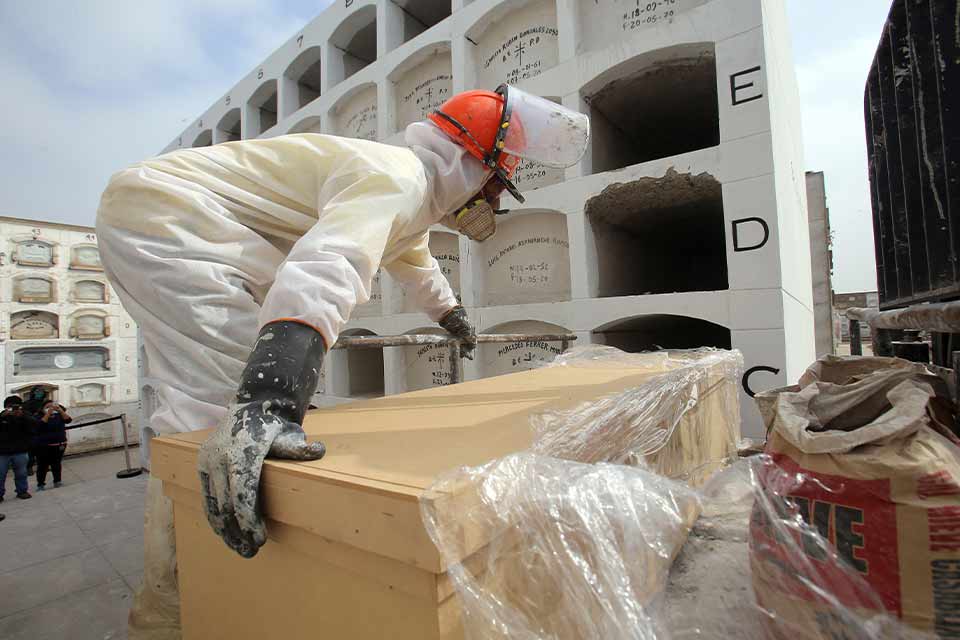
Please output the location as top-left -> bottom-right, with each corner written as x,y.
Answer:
192,129 -> 213,148
586,168 -> 727,297
470,0 -> 559,89
14,275 -> 55,303
10,311 -> 59,340
401,232 -> 460,312
284,46 -> 323,116
330,6 -> 378,84
481,211 -> 570,306
583,43 -> 719,174
289,116 -> 324,134
403,327 -> 451,391
354,269 -> 383,317
333,84 -> 378,140
14,346 -> 110,376
394,47 -> 452,132
593,315 -> 731,352
340,328 -> 385,397
577,0 -> 710,53
248,80 -> 279,136
215,108 -> 242,143
480,319 -> 568,378
395,0 -> 452,43
70,244 -> 102,270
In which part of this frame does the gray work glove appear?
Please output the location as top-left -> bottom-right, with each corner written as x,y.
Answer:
197,321 -> 326,558
439,305 -> 477,360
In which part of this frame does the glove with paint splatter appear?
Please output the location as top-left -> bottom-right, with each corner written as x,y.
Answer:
439,305 -> 477,360
198,321 -> 327,558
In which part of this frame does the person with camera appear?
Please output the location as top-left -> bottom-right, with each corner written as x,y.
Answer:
0,396 -> 39,500
35,401 -> 71,490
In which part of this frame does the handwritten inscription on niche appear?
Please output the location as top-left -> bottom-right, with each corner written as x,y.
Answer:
513,157 -> 563,191
487,236 -> 569,287
415,343 -> 451,387
345,105 -> 377,141
580,0 -> 707,50
401,74 -> 452,123
497,340 -> 562,370
481,25 -> 558,87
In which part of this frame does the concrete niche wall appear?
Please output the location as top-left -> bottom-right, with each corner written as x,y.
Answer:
480,319 -> 568,377
331,328 -> 384,398
469,0 -> 559,89
586,169 -> 728,297
594,315 -> 731,352
354,269 -> 383,317
576,0 -> 711,53
480,211 -> 570,306
333,84 -> 378,140
289,116 -> 324,135
215,109 -> 241,143
246,80 -> 279,136
394,46 -> 453,133
283,46 -> 323,117
582,43 -> 720,174
402,327 -> 450,391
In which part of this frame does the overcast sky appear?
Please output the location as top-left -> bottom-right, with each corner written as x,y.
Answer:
0,0 -> 891,293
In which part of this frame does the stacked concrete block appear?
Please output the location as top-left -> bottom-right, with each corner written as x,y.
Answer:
0,217 -> 140,453
162,0 -> 814,436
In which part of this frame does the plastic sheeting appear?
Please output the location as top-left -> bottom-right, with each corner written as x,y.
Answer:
420,348 -> 930,639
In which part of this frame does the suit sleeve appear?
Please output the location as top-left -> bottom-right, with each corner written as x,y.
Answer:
384,232 -> 459,321
258,170 -> 424,347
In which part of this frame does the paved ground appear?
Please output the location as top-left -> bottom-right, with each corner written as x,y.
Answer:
0,447 -> 145,640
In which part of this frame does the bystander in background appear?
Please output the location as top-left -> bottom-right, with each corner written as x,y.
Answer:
35,401 -> 71,490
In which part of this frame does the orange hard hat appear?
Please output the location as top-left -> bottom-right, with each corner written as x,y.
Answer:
428,87 -> 525,202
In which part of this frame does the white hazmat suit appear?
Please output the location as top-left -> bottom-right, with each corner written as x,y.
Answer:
96,121 -> 490,639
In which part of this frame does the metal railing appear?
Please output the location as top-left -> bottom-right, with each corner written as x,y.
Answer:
65,413 -> 142,479
331,332 -> 578,384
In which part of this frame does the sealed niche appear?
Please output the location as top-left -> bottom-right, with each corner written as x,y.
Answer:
354,269 -> 383,317
330,6 -> 377,83
577,0 -> 710,53
395,0 -> 452,43
15,239 -> 55,267
594,314 -> 731,352
340,329 -> 385,397
14,346 -> 110,376
69,310 -> 109,340
10,311 -> 59,340
289,116 -> 323,134
14,276 -> 55,303
480,319 -> 568,378
73,280 -> 107,303
284,46 -> 323,116
481,211 -> 570,306
584,43 -> 719,173
70,244 -> 102,270
471,0 -> 559,89
586,169 -> 727,297
333,84 -> 378,141
248,80 -> 278,136
73,382 -> 107,406
395,49 -> 453,132
401,232 -> 460,312
403,327 -> 452,391
216,109 -> 242,143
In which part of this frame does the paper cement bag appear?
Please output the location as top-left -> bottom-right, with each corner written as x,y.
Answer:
751,356 -> 960,638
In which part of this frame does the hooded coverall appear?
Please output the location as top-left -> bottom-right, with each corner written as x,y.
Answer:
96,121 -> 490,639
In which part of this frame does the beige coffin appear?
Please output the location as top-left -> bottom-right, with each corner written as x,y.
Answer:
152,356 -> 739,640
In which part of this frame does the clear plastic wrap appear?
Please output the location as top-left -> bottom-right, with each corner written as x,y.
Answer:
420,347 -> 929,639
421,452 -> 701,640
531,346 -> 743,485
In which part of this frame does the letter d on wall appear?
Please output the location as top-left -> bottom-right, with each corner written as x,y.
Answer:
732,217 -> 770,252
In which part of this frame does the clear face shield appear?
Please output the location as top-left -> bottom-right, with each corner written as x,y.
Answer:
496,85 -> 591,170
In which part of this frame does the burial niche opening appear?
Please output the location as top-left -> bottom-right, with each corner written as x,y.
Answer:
285,47 -> 323,115
248,80 -> 279,135
216,109 -> 241,143
595,315 -> 731,353
342,329 -> 385,398
586,169 -> 727,297
395,0 -> 452,43
331,7 -> 378,82
583,43 -> 719,173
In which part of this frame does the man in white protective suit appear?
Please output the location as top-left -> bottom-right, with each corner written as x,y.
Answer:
96,84 -> 589,638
